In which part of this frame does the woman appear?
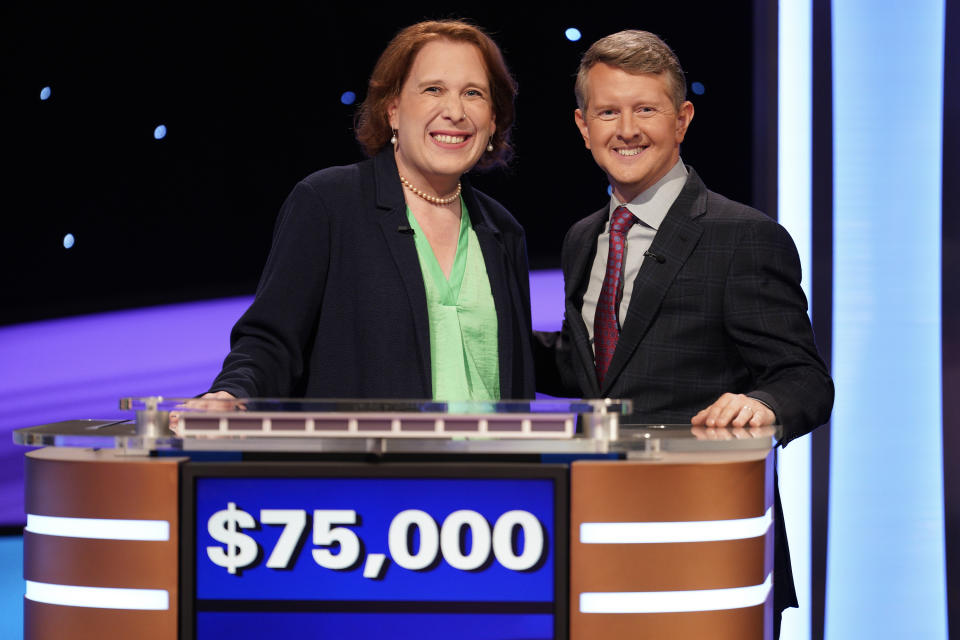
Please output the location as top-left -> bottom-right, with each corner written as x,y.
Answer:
204,20 -> 534,402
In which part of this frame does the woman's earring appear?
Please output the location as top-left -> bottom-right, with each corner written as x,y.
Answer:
391,130 -> 398,146
486,137 -> 494,152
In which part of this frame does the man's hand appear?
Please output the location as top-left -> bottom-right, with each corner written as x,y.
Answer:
691,392 -> 775,428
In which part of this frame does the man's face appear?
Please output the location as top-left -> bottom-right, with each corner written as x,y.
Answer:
575,64 -> 694,203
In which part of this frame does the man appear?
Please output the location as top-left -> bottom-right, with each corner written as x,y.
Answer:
535,30 -> 834,634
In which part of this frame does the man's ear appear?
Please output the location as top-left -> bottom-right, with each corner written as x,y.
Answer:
675,101 -> 694,143
575,109 -> 591,150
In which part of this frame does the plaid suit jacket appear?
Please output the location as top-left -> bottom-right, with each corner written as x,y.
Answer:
535,168 -> 834,615
538,167 -> 833,445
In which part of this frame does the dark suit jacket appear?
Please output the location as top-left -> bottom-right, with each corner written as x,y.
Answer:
537,168 -> 834,612
210,149 -> 536,400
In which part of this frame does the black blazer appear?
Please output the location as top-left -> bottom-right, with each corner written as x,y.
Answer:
211,149 -> 536,400
536,168 -> 834,613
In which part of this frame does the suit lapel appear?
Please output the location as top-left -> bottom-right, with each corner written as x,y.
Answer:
372,151 -> 433,395
600,171 -> 707,395
566,208 -> 608,397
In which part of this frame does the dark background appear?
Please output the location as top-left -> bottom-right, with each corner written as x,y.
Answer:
3,2 -> 754,325
7,4 -> 960,638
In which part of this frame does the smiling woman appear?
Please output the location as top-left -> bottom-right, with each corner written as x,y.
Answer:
388,39 -> 497,279
203,20 -> 535,404
389,41 -> 496,198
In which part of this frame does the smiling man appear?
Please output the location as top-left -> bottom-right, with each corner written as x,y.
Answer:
535,30 -> 834,637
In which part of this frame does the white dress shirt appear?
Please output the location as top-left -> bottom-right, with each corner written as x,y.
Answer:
581,159 -> 689,352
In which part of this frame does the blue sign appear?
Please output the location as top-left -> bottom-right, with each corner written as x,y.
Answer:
186,464 -> 565,640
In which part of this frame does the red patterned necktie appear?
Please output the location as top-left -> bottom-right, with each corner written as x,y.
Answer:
594,205 -> 637,385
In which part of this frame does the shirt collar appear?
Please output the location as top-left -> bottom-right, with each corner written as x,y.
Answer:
608,158 -> 688,231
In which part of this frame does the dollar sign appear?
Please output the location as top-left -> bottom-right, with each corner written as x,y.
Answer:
206,502 -> 259,575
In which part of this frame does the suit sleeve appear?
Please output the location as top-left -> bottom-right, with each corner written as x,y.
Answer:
533,227 -> 589,398
724,219 -> 834,445
208,181 -> 331,397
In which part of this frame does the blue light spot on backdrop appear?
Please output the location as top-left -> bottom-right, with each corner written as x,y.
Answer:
153,125 -> 167,140
40,86 -> 51,101
691,82 -> 705,95
565,28 -> 581,42
340,91 -> 356,105
606,185 -> 613,196
63,234 -> 75,249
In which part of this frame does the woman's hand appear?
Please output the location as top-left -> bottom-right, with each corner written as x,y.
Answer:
170,391 -> 240,434
197,390 -> 238,404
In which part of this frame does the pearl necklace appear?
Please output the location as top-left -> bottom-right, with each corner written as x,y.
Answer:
399,175 -> 462,205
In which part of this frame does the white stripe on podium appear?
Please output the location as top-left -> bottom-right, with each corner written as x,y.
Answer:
26,514 -> 170,541
580,507 -> 772,544
25,581 -> 170,610
580,573 -> 772,614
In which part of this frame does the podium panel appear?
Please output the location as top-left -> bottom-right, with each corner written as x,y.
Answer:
569,457 -> 774,640
182,462 -> 567,640
23,448 -> 185,640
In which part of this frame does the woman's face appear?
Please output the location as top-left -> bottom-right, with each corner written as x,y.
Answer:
388,39 -> 496,190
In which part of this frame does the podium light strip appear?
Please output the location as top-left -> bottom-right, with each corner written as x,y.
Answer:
579,507 -> 772,544
25,580 -> 170,610
579,573 -> 772,614
26,514 -> 170,541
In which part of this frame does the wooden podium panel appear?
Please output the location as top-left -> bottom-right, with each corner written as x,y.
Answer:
569,453 -> 775,640
23,448 -> 186,640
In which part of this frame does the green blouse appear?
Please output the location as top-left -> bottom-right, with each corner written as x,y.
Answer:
406,202 -> 500,401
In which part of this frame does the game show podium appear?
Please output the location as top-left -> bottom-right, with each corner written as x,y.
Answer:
15,398 -> 776,640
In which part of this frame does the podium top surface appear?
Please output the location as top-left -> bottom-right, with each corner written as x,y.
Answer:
13,397 -> 777,458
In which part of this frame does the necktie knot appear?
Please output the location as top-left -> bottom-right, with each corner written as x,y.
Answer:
610,205 -> 636,236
